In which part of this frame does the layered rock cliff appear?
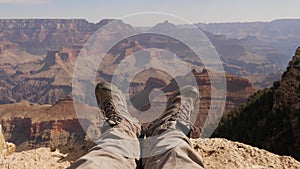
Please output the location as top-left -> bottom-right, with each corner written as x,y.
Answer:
0,50 -> 75,104
0,32 -> 257,108
0,98 -> 99,152
213,47 -> 300,160
0,19 -> 286,94
0,19 -> 114,55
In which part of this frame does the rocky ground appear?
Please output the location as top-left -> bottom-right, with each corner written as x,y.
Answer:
0,148 -> 70,169
1,138 -> 300,169
193,138 -> 300,169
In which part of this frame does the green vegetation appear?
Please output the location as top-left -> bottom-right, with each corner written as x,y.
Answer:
212,88 -> 294,154
213,88 -> 272,140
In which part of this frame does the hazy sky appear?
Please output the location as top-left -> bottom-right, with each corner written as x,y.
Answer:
0,0 -> 299,26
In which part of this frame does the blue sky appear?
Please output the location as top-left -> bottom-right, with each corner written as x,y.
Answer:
0,0 -> 299,26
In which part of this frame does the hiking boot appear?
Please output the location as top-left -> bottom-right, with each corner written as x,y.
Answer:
95,81 -> 141,137
146,85 -> 199,137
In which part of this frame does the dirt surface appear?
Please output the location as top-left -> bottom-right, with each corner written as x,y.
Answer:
0,148 -> 70,169
193,138 -> 300,169
1,138 -> 300,169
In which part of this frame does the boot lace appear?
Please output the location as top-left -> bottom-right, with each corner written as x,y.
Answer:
103,100 -> 122,126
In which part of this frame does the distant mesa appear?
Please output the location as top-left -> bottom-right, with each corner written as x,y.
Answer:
150,20 -> 178,33
53,96 -> 73,105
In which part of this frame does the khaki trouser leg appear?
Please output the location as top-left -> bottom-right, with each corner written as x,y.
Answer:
142,129 -> 204,169
68,127 -> 139,169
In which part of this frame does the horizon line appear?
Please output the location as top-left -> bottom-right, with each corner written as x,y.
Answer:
0,17 -> 299,26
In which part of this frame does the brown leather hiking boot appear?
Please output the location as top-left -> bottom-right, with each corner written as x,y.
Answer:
95,81 -> 141,137
146,85 -> 199,137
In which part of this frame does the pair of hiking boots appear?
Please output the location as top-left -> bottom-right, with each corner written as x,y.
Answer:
95,81 -> 199,138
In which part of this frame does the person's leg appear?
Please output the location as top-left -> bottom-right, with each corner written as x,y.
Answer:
142,86 -> 204,169
69,82 -> 141,169
142,129 -> 204,169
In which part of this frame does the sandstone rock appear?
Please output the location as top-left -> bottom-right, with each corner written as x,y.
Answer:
0,99 -> 100,152
1,138 -> 300,169
192,138 -> 300,169
0,147 -> 70,169
0,125 -> 5,155
0,125 -> 15,157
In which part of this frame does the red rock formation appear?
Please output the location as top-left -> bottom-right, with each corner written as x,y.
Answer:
0,98 -> 98,151
127,68 -> 256,136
